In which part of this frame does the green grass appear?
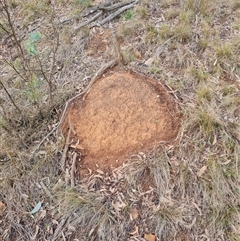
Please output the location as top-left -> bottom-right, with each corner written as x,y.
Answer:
123,10 -> 134,21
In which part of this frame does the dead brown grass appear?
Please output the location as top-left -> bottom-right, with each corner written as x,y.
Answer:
1,0 -> 240,240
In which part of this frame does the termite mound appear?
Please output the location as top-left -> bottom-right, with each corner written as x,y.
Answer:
61,70 -> 181,176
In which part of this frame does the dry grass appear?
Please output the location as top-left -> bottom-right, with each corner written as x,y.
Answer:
1,0 -> 240,240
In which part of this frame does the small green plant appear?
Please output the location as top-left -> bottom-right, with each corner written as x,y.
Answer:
200,19 -> 216,38
123,10 -> 134,21
223,135 -> 236,154
184,0 -> 211,15
167,77 -> 183,89
80,26 -> 90,37
145,24 -> 158,43
215,44 -> 233,59
196,86 -> 212,103
189,67 -> 209,82
22,75 -> 44,113
158,23 -> 173,39
25,31 -> 42,56
198,38 -> 208,51
121,25 -> 134,36
57,188 -> 89,214
139,7 -> 147,19
221,85 -> 236,96
20,0 -> 51,21
122,49 -> 135,64
165,7 -> 180,20
173,23 -> 192,43
76,0 -> 91,7
150,63 -> 162,74
179,10 -> 194,24
197,109 -> 221,136
160,0 -> 178,8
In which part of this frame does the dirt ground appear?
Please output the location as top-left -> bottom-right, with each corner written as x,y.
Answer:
62,70 -> 180,175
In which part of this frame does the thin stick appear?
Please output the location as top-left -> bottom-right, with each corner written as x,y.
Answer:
52,215 -> 69,241
60,128 -> 71,171
70,153 -> 78,188
0,80 -> 22,115
40,181 -> 53,198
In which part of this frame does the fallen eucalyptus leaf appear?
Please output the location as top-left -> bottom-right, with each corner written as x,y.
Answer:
144,233 -> 156,241
129,225 -> 139,236
0,201 -> 5,215
30,202 -> 42,214
130,207 -> 139,220
197,166 -> 207,177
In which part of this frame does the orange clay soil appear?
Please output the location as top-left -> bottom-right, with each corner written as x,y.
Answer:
61,70 -> 181,175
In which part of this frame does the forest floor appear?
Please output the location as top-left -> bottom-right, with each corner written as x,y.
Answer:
0,0 -> 240,240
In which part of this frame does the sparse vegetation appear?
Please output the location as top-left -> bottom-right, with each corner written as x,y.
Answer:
1,0 -> 240,240
123,9 -> 134,20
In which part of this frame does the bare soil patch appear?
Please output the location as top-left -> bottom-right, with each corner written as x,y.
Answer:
61,70 -> 181,175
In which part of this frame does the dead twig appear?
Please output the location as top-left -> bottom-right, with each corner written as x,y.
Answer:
40,181 -> 53,199
164,83 -> 179,100
70,153 -> 78,188
52,215 -> 70,241
0,79 -> 22,115
60,128 -> 71,171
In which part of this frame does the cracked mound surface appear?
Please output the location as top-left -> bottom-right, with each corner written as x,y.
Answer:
62,71 -> 181,174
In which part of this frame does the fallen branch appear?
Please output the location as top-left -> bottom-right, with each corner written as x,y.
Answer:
83,0 -> 135,16
81,0 -> 116,17
100,0 -> 136,11
60,0 -> 114,25
90,0 -> 139,28
73,11 -> 103,35
70,0 -> 139,33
